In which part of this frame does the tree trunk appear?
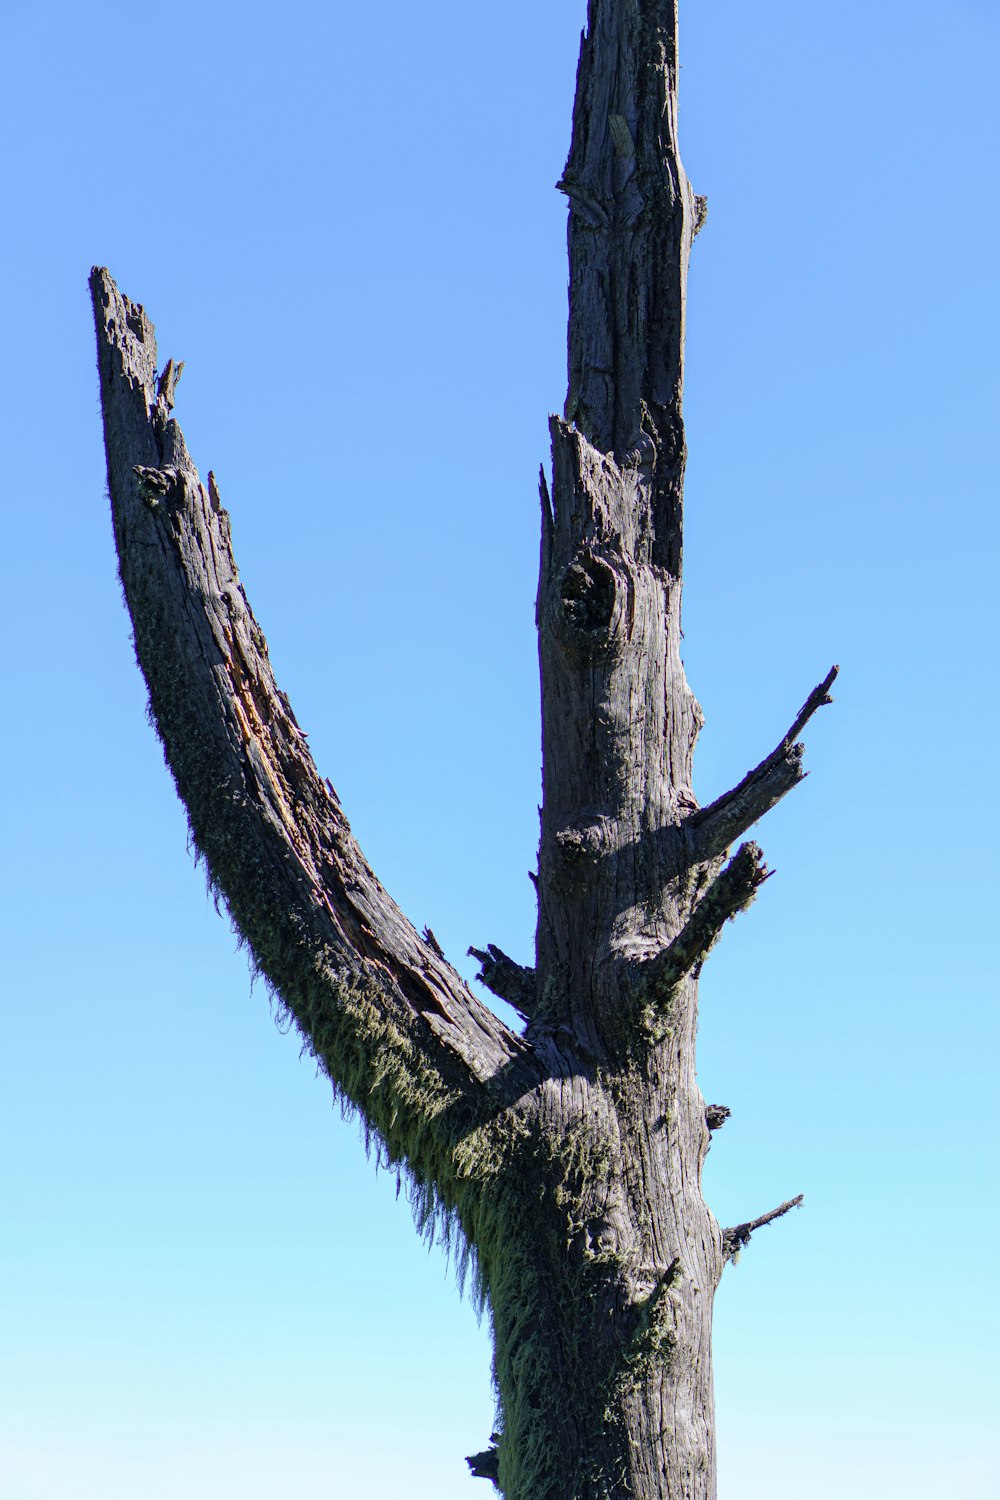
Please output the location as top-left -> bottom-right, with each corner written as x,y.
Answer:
473,1060 -> 720,1499
90,3 -> 833,1497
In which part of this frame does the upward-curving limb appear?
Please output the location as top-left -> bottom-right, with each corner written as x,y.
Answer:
90,268 -> 536,1193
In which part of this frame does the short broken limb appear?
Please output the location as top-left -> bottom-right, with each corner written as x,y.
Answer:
469,944 -> 536,1019
466,1439 -> 500,1486
692,667 -> 838,860
637,843 -> 771,1000
723,1194 -> 804,1261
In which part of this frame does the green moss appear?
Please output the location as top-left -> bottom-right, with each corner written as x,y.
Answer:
621,1259 -> 681,1377
133,634 -> 691,1495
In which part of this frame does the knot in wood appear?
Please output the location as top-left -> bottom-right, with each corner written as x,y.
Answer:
554,818 -> 612,864
132,464 -> 183,513
553,548 -> 624,658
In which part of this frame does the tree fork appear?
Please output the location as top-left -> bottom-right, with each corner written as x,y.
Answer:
91,3 -> 832,1498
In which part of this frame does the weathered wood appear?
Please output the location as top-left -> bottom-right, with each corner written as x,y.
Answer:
91,266 -> 537,1163
468,944 -> 538,1017
91,3 -> 832,1497
636,842 -> 772,1002
692,666 -> 838,860
723,1195 -> 805,1261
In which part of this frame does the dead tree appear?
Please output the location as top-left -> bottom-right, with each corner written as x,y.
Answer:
91,3 -> 833,1496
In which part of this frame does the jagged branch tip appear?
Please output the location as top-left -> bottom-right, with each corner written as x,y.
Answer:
692,666 -> 838,860
469,944 -> 537,1019
638,841 -> 771,1002
723,1194 -> 804,1262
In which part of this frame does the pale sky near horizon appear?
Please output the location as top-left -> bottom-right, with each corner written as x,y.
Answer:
1,2 -> 997,1497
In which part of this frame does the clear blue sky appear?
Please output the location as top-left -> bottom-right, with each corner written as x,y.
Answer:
1,2 -> 997,1496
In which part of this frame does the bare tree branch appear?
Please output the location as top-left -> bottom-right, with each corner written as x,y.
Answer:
469,945 -> 537,1018
636,842 -> 771,1000
691,667 -> 838,860
723,1194 -> 804,1261
90,268 -> 534,1174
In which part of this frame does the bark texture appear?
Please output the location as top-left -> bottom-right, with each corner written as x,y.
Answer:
91,4 -> 833,1497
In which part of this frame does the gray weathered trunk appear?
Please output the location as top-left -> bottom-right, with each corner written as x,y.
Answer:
90,3 -> 832,1497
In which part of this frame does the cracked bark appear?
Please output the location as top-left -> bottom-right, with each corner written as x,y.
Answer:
91,3 -> 832,1497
